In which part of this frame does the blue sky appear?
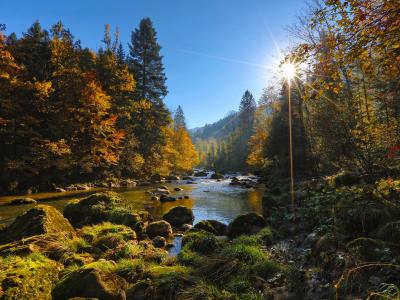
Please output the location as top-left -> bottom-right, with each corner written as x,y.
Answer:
2,0 -> 306,128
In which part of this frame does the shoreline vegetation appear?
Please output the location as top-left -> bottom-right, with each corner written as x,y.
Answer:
1,0 -> 400,299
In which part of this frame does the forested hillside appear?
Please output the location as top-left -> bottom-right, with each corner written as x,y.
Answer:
0,19 -> 199,195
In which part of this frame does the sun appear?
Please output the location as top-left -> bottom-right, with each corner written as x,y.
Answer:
282,62 -> 296,81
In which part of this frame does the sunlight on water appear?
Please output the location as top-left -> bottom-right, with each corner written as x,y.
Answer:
0,177 -> 264,227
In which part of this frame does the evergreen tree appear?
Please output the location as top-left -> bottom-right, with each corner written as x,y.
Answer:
174,105 -> 186,130
128,18 -> 170,170
128,18 -> 168,103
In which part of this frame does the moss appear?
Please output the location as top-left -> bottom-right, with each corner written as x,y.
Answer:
0,253 -> 62,299
257,227 -> 275,245
246,259 -> 281,279
0,205 -> 75,244
79,222 -> 136,244
63,192 -> 148,230
115,258 -> 145,282
181,230 -> 220,255
193,220 -> 218,234
220,243 -> 265,264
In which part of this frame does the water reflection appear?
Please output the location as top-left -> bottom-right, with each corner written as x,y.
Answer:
0,178 -> 264,227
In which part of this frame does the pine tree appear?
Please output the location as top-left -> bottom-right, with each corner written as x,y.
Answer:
127,18 -> 170,173
174,105 -> 186,130
128,18 -> 168,103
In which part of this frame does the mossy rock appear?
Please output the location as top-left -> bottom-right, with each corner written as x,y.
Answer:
181,230 -> 219,255
0,205 -> 75,244
63,192 -> 149,230
194,220 -> 227,235
146,220 -> 173,238
0,253 -> 62,299
227,213 -> 266,238
163,206 -> 194,227
52,267 -> 127,300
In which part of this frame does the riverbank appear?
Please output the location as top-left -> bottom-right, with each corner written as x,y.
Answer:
0,189 -> 272,299
1,173 -> 398,299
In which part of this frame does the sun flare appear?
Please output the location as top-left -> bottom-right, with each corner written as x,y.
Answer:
282,62 -> 296,81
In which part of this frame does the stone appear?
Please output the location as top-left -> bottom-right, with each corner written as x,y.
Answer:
163,206 -> 194,227
151,195 -> 160,201
182,176 -> 193,180
159,195 -> 176,202
210,173 -> 224,179
0,205 -> 75,244
55,187 -> 67,193
227,213 -> 267,238
9,198 -> 37,205
194,171 -> 207,177
184,195 -> 189,199
174,187 -> 183,191
150,174 -> 164,182
181,224 -> 193,231
146,221 -> 173,238
52,268 -> 127,300
153,188 -> 170,195
166,175 -> 180,180
152,236 -> 167,248
63,192 -> 149,230
194,220 -> 227,235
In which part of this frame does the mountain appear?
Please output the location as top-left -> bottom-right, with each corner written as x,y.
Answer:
190,111 -> 239,141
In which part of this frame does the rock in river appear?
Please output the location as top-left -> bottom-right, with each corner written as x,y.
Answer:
0,205 -> 75,244
163,206 -> 194,227
227,212 -> 266,238
9,197 -> 37,205
146,220 -> 173,238
194,220 -> 227,235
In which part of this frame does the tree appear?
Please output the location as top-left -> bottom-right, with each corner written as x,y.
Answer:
174,105 -> 186,130
128,18 -> 168,103
127,18 -> 171,172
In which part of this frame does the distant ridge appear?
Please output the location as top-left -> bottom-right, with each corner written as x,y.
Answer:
190,111 -> 239,140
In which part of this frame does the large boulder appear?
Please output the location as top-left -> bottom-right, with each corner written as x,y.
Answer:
227,213 -> 267,238
0,205 -> 75,244
163,206 -> 194,227
145,221 -> 173,238
194,220 -> 227,235
52,267 -> 127,300
63,192 -> 150,230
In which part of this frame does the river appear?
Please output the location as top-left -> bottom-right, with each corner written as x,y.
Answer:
0,175 -> 264,228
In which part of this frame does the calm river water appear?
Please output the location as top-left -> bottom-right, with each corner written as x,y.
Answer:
0,176 -> 264,227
